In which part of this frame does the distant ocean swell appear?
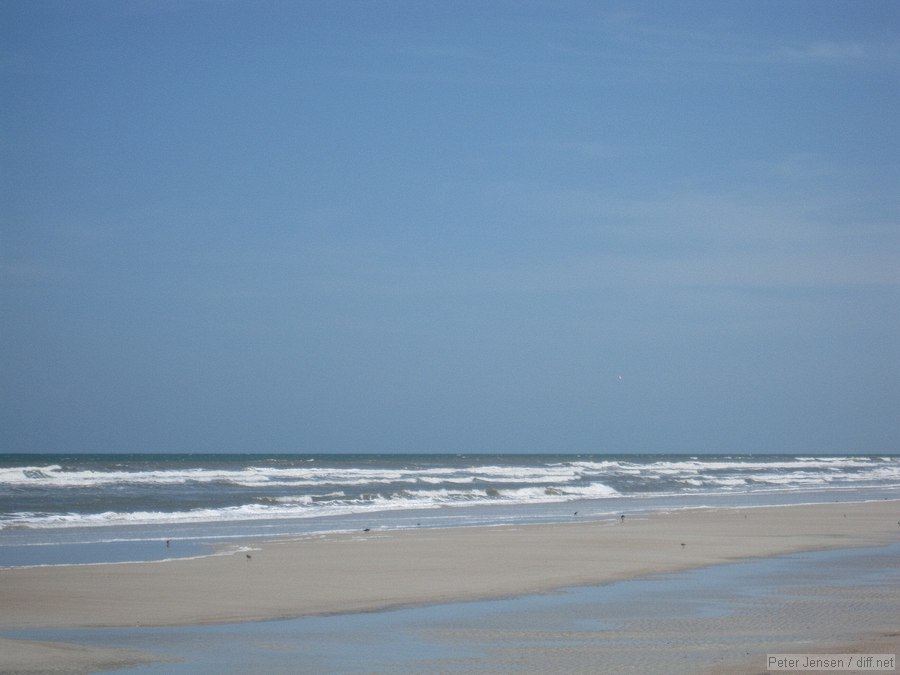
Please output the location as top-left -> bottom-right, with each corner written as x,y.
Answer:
2,454 -> 899,532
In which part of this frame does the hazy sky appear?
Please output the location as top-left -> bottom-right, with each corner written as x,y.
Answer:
2,1 -> 898,454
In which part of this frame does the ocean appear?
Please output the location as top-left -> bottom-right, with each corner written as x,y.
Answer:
2,453 -> 898,567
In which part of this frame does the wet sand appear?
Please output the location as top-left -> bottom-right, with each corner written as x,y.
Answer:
0,637 -> 175,674
2,500 -> 899,672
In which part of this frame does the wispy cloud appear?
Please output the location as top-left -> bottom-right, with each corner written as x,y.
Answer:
453,177 -> 900,295
569,9 -> 900,71
771,40 -> 900,64
451,246 -> 900,297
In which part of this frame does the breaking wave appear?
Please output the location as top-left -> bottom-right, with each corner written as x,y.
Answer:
2,454 -> 898,532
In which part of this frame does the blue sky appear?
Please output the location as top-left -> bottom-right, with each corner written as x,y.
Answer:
2,1 -> 898,454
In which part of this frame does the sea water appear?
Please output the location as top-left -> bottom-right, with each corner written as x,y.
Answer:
2,453 -> 898,567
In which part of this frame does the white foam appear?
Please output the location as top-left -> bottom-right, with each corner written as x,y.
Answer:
0,463 -> 585,489
4,457 -> 892,491
0,479 -> 622,530
3,456 -> 897,534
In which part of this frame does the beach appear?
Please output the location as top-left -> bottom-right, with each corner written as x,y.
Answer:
2,500 -> 899,672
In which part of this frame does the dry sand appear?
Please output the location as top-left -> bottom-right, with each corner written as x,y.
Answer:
1,501 -> 899,672
2,501 -> 899,630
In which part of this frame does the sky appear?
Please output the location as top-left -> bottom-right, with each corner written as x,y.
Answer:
1,1 -> 898,455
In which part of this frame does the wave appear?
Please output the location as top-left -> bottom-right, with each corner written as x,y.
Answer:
0,481 -> 621,530
3,456 -> 898,535
3,456 -> 895,490
0,463 -> 585,489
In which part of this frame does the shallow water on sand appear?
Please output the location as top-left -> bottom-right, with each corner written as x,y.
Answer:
4,542 -> 899,674
6,487 -> 898,568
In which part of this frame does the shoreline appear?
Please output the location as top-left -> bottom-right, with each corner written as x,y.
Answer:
4,496 -> 895,571
2,500 -> 899,630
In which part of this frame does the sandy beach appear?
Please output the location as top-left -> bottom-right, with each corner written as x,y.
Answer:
2,500 -> 899,672
0,637 -> 174,674
4,500 -> 900,630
